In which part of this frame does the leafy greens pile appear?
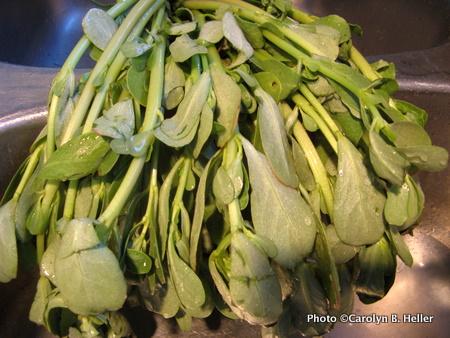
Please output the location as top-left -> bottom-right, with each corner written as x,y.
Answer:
0,0 -> 448,336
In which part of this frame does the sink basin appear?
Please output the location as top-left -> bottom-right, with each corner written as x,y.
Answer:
0,0 -> 105,68
0,0 -> 449,337
297,0 -> 450,55
0,0 -> 449,67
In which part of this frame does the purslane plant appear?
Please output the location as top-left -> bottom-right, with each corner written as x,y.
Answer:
0,0 -> 447,336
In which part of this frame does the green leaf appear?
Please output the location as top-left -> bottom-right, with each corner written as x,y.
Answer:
242,138 -> 316,268
126,248 -> 152,274
222,11 -> 254,67
45,291 -> 75,336
213,166 -> 235,205
0,200 -> 18,282
334,137 -> 386,246
82,8 -> 117,51
139,275 -> 180,318
369,127 -> 410,185
169,34 -> 208,63
290,136 -> 316,191
210,64 -> 241,147
126,65 -> 150,106
259,57 -> 301,98
164,56 -> 185,110
390,121 -> 431,147
154,71 -> 211,147
313,219 -> 341,308
104,311 -> 132,337
167,228 -> 206,310
14,159 -> 44,242
355,236 -> 397,304
235,16 -> 264,49
325,224 -> 360,264
73,178 -> 94,219
387,225 -> 413,267
254,72 -> 282,102
198,20 -> 224,43
168,21 -> 197,35
40,232 -> 62,285
98,150 -> 120,176
384,174 -> 424,228
190,151 -> 222,269
394,99 -> 428,127
120,37 -> 152,58
309,15 -> 351,44
29,276 -> 53,325
396,145 -> 448,172
291,23 -> 340,60
191,103 -> 214,158
93,99 -> 135,139
255,88 -> 299,188
229,231 -> 283,326
39,132 -> 111,181
54,219 -> 127,315
110,131 -> 153,157
331,110 -> 364,144
290,262 -> 331,336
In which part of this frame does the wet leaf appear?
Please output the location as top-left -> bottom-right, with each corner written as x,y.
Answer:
242,137 -> 316,268
167,228 -> 206,310
213,166 -> 235,205
222,11 -> 254,67
256,87 -> 299,188
54,218 -> 127,315
93,99 -> 135,139
126,248 -> 152,274
235,16 -> 264,49
229,231 -> 283,325
384,174 -> 424,228
390,121 -> 431,147
369,127 -> 410,185
334,137 -> 386,246
82,8 -> 117,51
169,34 -> 208,63
126,65 -> 150,106
210,64 -> 241,147
120,37 -> 152,58
396,145 -> 448,172
154,71 -> 211,147
39,132 -> 111,181
198,20 -> 224,43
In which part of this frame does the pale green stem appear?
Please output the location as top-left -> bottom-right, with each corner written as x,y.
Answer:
45,95 -> 60,157
184,0 -> 323,55
222,136 -> 243,234
12,143 -> 45,200
61,0 -> 163,144
291,92 -> 338,154
82,0 -> 165,133
97,7 -> 167,231
280,104 -> 334,220
62,180 -> 79,220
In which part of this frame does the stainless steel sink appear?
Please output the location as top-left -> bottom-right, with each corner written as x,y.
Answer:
0,0 -> 449,337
